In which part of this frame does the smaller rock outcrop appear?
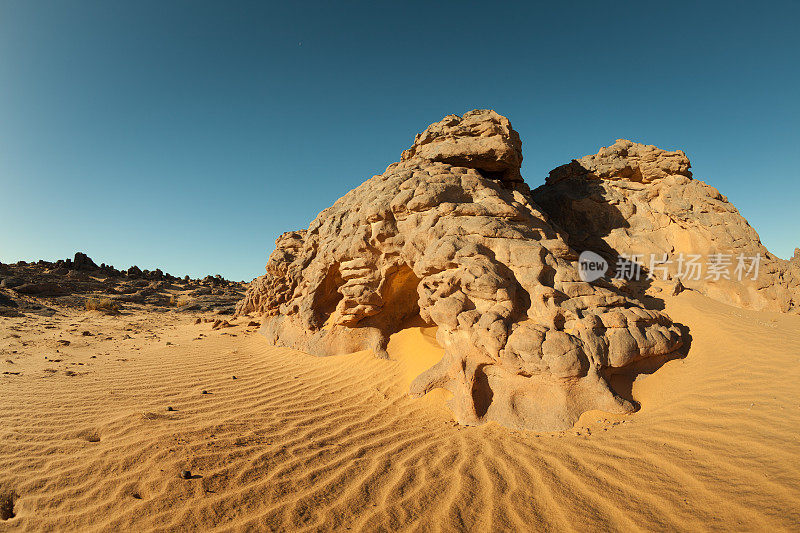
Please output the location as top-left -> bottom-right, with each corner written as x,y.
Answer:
547,139 -> 691,185
533,140 -> 799,313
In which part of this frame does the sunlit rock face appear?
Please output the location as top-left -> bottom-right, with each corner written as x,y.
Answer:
238,110 -> 684,431
532,139 -> 799,313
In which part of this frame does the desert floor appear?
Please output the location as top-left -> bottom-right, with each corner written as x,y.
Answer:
1,290 -> 799,531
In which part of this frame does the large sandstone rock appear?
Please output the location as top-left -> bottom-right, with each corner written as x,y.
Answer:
532,140 -> 799,313
237,111 -> 684,431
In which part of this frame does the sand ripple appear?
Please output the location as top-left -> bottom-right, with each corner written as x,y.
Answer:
1,292 -> 799,531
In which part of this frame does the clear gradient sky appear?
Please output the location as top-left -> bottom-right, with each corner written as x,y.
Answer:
1,1 -> 798,281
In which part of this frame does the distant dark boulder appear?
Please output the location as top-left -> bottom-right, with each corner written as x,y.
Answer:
0,277 -> 23,288
13,282 -> 67,296
73,252 -> 98,270
190,287 -> 213,296
0,292 -> 18,307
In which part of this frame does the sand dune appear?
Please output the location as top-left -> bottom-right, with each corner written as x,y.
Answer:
1,290 -> 799,531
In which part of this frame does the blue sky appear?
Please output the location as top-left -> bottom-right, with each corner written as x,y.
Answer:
1,1 -> 798,281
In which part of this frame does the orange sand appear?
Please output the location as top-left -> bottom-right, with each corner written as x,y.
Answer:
1,290 -> 799,531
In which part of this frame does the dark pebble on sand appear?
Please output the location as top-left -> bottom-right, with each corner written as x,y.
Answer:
181,470 -> 192,479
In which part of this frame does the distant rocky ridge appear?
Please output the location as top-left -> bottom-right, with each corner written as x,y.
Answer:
0,252 -> 246,317
237,110 -> 685,431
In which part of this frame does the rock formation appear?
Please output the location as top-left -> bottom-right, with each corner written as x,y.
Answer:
532,140 -> 799,313
0,252 -> 247,317
237,110 -> 684,431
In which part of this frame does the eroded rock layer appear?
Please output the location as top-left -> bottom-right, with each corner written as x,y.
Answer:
532,140 -> 799,313
237,111 -> 684,431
